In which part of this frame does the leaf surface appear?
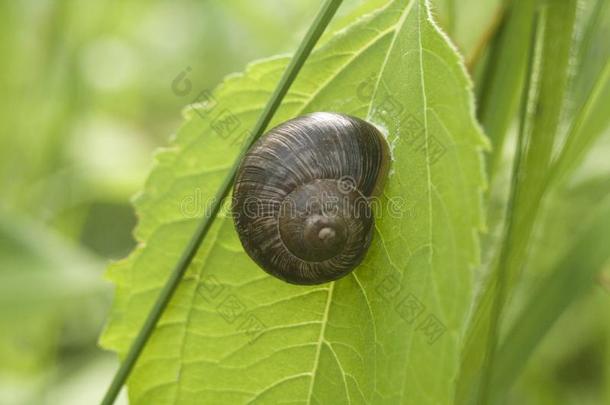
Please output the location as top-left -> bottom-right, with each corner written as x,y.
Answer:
100,1 -> 487,403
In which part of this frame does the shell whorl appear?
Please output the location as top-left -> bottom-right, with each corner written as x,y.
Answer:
232,112 -> 389,285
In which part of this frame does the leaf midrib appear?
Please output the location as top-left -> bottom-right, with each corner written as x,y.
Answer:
302,2 -> 418,403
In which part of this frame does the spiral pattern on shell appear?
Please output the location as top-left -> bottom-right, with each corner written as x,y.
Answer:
232,112 -> 390,285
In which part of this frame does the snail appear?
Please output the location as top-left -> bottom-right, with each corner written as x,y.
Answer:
232,112 -> 390,285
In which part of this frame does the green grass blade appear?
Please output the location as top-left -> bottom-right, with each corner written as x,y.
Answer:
460,1 -> 583,401
476,12 -> 541,404
515,0 -> 578,203
571,0 -> 610,108
477,0 -> 536,178
549,60 -> 610,187
99,1 -> 344,404
480,0 -> 579,399
455,7 -> 539,402
490,199 -> 610,400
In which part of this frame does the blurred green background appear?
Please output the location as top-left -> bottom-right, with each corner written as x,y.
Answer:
0,0 -> 607,404
0,1 -> 335,403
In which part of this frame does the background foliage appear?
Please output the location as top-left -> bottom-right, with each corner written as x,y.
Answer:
0,0 -> 608,404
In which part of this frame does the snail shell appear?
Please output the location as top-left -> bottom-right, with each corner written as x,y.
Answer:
232,112 -> 390,285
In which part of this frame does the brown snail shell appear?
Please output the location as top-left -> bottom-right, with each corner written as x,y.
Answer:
232,112 -> 390,285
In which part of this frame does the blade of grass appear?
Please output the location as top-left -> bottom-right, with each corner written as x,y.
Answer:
571,0 -> 609,108
490,199 -> 610,400
476,13 -> 541,404
477,0 -> 537,179
99,1 -> 344,403
455,5 -> 539,402
515,0 -> 578,208
478,1 -> 610,399
479,1 -> 580,401
475,3 -> 608,403
548,60 -> 610,187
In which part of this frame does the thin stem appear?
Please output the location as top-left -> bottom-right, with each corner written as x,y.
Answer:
99,1 -> 344,404
477,12 -> 540,405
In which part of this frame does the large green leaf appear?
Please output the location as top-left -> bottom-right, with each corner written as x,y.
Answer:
100,1 -> 487,403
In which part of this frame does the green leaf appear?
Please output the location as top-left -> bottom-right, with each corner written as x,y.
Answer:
100,0 -> 487,403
